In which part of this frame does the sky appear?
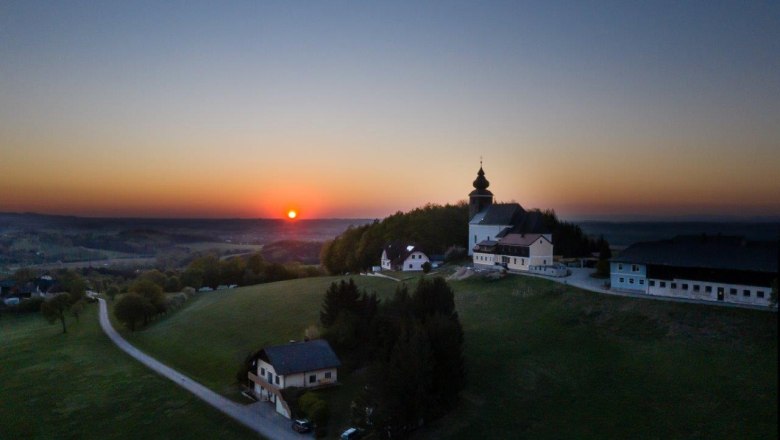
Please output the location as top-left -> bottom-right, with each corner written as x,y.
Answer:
1,1 -> 779,220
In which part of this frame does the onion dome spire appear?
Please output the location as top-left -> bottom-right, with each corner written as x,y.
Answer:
473,161 -> 490,191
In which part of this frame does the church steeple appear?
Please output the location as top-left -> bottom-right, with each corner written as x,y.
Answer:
468,161 -> 494,220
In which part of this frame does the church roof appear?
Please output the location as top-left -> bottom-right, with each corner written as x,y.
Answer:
471,203 -> 525,225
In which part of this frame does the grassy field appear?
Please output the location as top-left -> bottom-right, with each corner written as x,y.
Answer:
118,274 -> 777,439
0,305 -> 258,440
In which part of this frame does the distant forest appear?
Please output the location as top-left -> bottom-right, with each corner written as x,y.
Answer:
320,202 -> 604,274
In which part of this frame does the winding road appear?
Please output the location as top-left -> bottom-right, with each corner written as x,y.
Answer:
97,299 -> 300,440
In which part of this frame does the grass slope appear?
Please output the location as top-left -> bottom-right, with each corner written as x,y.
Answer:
122,275 -> 776,439
0,305 -> 257,440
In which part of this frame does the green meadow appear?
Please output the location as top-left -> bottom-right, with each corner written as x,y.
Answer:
0,304 -> 256,440
2,274 -> 776,439
122,275 -> 777,439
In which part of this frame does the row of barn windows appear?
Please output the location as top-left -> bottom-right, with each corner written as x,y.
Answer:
260,367 -> 332,384
618,278 -> 766,298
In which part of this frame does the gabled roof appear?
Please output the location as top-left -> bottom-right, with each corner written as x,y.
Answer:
613,235 -> 778,273
382,241 -> 426,265
258,339 -> 341,375
471,203 -> 524,225
498,233 -> 550,247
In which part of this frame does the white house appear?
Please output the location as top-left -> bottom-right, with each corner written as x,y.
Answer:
474,233 -> 562,275
381,242 -> 430,272
248,339 -> 340,418
611,235 -> 777,308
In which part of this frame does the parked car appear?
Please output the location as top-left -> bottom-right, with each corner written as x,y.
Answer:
340,427 -> 363,440
291,418 -> 312,433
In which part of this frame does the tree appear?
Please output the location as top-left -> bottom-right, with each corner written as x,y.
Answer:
106,285 -> 119,301
70,299 -> 85,322
412,277 -> 455,320
13,267 -> 37,285
41,293 -> 71,334
770,278 -> 778,308
129,279 -> 166,320
320,279 -> 361,328
422,261 -> 432,274
114,293 -> 151,332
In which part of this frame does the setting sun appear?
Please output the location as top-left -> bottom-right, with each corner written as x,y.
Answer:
287,210 -> 297,219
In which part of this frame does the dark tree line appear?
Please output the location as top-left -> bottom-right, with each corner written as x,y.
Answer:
319,277 -> 466,438
320,204 -> 608,274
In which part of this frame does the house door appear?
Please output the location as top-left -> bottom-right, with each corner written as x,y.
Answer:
717,287 -> 724,301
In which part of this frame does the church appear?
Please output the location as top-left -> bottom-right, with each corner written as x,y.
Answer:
468,165 -> 558,274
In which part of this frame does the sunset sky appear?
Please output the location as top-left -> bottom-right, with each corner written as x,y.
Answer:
1,1 -> 778,220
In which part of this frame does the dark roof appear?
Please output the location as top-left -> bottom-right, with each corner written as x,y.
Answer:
475,203 -> 525,225
382,241 -> 425,265
613,235 -> 778,273
258,339 -> 340,375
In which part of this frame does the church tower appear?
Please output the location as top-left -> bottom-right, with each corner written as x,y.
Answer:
469,163 -> 494,220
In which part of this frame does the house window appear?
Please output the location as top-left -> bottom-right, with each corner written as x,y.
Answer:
275,376 -> 280,385
260,367 -> 265,376
619,277 -> 625,283
324,372 -> 332,379
408,264 -> 412,269
757,291 -> 765,298
474,235 -> 477,243
730,288 -> 737,295
743,290 -> 750,297
649,280 -> 655,287
632,265 -> 640,272
309,375 -> 316,384
705,286 -> 712,293
618,264 -> 623,271
671,283 -> 677,289
681,284 -> 688,290
639,279 -> 644,285
629,278 -> 634,284
543,260 -> 547,265
693,285 -> 700,292
660,281 -> 666,288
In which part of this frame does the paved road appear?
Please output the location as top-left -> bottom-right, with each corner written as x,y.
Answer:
97,299 -> 300,440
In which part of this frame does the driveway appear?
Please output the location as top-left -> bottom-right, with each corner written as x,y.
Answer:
97,299 -> 301,440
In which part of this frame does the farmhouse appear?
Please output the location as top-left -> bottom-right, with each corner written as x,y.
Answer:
468,164 -> 559,275
248,339 -> 340,418
381,242 -> 430,271
611,235 -> 778,307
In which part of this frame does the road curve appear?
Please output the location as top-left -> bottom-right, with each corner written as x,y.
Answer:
97,299 -> 299,440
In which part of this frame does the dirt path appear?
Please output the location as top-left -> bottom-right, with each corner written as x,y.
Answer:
97,299 -> 300,440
